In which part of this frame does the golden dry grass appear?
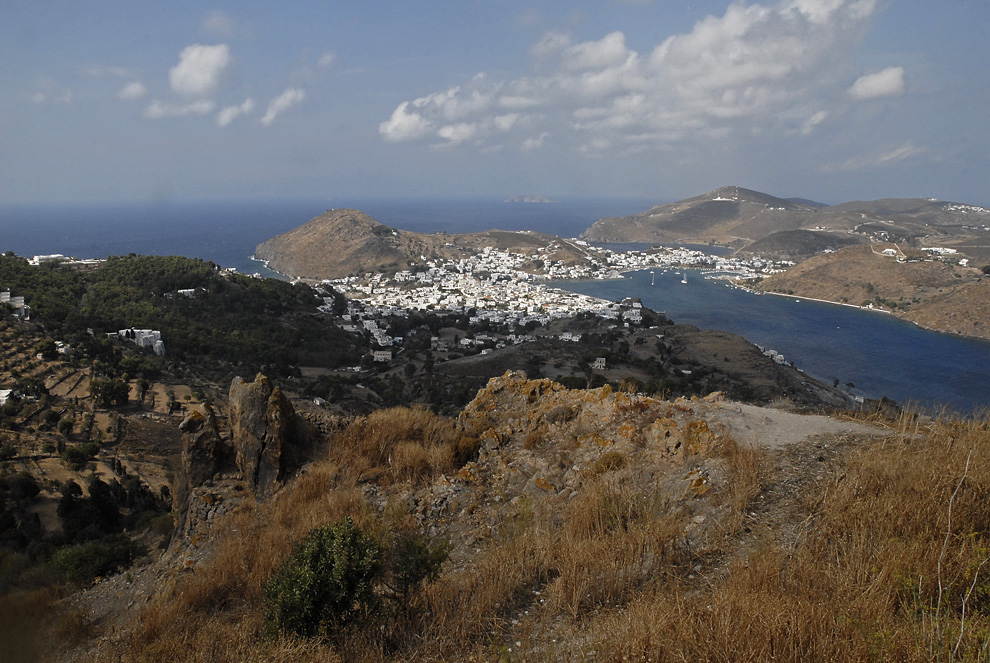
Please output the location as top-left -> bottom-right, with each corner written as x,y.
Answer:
60,406 -> 990,662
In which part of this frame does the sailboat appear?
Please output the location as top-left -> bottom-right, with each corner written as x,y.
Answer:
681,271 -> 688,285
650,270 -> 655,286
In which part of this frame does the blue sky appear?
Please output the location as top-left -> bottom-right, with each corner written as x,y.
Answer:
2,0 -> 988,206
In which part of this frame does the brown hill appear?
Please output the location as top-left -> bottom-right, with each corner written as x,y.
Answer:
736,229 -> 866,261
581,186 -> 990,258
255,209 -> 602,281
40,372 -> 990,662
755,244 -> 990,339
582,186 -> 826,245
254,209 -> 438,280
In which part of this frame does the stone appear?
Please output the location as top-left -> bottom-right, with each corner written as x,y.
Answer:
174,406 -> 231,529
228,373 -> 308,498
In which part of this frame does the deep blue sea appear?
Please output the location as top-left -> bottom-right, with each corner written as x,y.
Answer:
2,198 -> 989,414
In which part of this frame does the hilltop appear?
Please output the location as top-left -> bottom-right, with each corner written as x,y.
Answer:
22,371 -> 990,662
582,185 -> 990,261
254,209 -> 591,281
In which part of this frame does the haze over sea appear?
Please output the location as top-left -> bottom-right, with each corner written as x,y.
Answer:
2,199 -> 989,414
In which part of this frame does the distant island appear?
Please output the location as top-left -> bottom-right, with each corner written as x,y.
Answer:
503,195 -> 556,203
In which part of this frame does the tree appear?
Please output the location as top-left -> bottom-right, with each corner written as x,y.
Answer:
90,377 -> 130,407
382,530 -> 449,610
35,339 -> 57,360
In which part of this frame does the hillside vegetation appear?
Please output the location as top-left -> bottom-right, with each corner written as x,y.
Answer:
13,373 -> 989,662
0,253 -> 358,374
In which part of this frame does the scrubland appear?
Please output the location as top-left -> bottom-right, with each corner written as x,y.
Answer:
6,402 -> 990,663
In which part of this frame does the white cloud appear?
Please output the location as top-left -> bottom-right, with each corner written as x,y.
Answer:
317,52 -> 336,69
495,113 -> 520,131
563,31 -> 630,71
260,88 -> 306,126
826,142 -> 925,171
217,98 -> 255,127
29,78 -> 73,105
380,0 -> 887,155
117,81 -> 147,100
802,110 -> 828,135
379,101 -> 432,142
201,10 -> 235,38
144,99 -> 215,119
849,66 -> 905,100
438,123 -> 478,144
169,44 -> 231,97
30,90 -> 73,104
521,132 -> 550,151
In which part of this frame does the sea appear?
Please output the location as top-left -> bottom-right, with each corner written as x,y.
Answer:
2,198 -> 989,414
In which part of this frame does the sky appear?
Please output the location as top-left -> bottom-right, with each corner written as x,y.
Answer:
2,0 -> 989,206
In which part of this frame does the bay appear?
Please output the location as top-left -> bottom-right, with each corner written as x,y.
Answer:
2,198 -> 989,413
560,269 -> 990,415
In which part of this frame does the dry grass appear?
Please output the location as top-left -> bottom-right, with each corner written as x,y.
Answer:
0,587 -> 93,663
75,407 -> 990,662
584,410 -> 990,662
329,407 -> 479,485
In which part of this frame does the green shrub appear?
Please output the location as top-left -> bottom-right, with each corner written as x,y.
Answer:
262,516 -> 383,637
50,533 -> 147,585
383,530 -> 449,608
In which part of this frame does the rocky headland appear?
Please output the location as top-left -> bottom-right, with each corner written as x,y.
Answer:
754,243 -> 990,340
254,208 -> 593,281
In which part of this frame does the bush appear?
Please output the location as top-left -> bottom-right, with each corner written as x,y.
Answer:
262,516 -> 383,637
383,530 -> 449,608
50,533 -> 147,585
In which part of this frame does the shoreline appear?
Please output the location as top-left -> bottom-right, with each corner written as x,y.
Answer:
753,286 -> 990,344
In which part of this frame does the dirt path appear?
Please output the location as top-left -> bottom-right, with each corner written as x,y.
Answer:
703,401 -> 886,449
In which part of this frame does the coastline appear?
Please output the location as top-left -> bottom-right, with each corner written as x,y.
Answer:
754,286 -> 990,343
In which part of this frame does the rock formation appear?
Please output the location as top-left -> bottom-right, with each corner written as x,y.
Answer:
228,373 -> 310,498
172,374 -> 313,545
174,406 -> 231,528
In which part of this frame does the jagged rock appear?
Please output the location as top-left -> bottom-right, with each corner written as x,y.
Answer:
174,406 -> 231,529
228,373 -> 310,498
178,406 -> 229,487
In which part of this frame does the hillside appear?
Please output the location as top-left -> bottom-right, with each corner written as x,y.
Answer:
20,372 -> 990,662
754,244 -> 990,339
254,209 -> 594,281
581,186 -> 990,260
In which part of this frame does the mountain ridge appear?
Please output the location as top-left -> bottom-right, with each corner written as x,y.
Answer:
581,185 -> 990,260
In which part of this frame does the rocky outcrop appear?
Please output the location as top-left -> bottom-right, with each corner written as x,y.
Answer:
174,406 -> 232,528
229,373 -> 312,498
172,374 -> 314,546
